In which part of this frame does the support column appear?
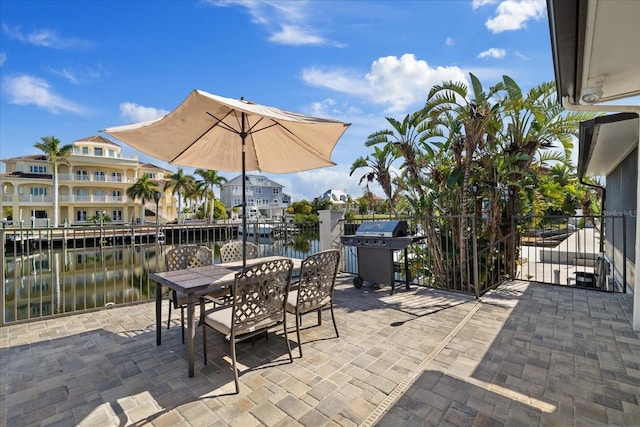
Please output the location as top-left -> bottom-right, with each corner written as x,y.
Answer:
633,119 -> 640,331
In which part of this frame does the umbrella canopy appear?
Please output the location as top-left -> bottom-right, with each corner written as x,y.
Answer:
103,90 -> 351,264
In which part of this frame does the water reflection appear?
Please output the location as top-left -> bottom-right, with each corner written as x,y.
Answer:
3,235 -> 321,323
3,245 -> 161,322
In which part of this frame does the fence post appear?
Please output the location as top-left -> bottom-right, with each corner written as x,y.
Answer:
623,215 -> 627,294
511,215 -> 516,279
0,229 -> 4,327
472,214 -> 479,298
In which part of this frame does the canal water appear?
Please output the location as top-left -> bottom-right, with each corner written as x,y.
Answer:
3,236 -> 323,324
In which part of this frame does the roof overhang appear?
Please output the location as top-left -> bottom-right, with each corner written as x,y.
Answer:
578,113 -> 639,178
547,0 -> 640,106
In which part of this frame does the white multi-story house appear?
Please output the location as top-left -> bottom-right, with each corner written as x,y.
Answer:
0,135 -> 177,226
219,174 -> 291,220
320,189 -> 350,204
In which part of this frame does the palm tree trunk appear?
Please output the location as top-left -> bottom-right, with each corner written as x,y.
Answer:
52,162 -> 59,227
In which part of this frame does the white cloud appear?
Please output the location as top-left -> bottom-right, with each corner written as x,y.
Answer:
472,0 -> 499,9
303,54 -> 468,113
513,50 -> 530,60
269,24 -> 326,46
2,74 -> 85,114
445,37 -> 455,46
0,52 -> 6,67
2,24 -> 93,49
119,102 -> 169,122
48,65 -> 104,84
50,68 -> 79,84
485,0 -> 547,33
478,48 -> 506,59
208,0 -> 337,46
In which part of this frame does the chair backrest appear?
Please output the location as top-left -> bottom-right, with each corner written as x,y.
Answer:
231,258 -> 293,336
220,241 -> 259,263
165,245 -> 214,271
296,249 -> 341,311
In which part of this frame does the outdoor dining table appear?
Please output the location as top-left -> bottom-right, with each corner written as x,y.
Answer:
150,256 -> 302,377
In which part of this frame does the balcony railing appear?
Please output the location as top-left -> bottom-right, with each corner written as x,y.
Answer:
59,195 -> 131,203
18,195 -> 53,203
58,174 -> 135,184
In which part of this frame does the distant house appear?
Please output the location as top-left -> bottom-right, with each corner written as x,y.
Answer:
320,189 -> 350,204
219,174 -> 291,219
0,135 -> 176,226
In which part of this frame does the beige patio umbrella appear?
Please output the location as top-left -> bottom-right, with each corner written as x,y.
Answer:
102,89 -> 351,265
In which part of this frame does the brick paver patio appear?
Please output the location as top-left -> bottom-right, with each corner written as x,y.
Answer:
1,275 -> 639,426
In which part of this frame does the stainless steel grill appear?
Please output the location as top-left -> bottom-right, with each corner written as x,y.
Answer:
341,220 -> 424,294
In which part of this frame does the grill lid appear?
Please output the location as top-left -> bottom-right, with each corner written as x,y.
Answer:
355,220 -> 407,237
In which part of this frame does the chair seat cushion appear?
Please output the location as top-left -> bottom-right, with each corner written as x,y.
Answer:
286,290 -> 330,314
203,306 -> 283,338
170,291 -> 188,307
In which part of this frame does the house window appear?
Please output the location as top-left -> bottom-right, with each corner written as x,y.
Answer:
255,187 -> 262,194
94,147 -> 103,156
232,197 -> 243,207
76,189 -> 89,201
82,147 -> 89,155
75,170 -> 89,181
272,199 -> 279,205
29,165 -> 47,173
112,210 -> 122,221
147,173 -> 155,179
30,187 -> 47,196
76,210 -> 87,221
32,210 -> 47,219
93,171 -> 105,181
111,172 -> 122,182
108,149 -> 115,158
272,188 -> 280,194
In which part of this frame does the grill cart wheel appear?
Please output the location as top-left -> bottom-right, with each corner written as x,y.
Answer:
353,276 -> 363,288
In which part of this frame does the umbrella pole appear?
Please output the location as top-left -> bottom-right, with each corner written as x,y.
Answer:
241,113 -> 247,268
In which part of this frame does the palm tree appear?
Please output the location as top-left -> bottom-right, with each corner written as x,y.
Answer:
425,73 -> 503,287
34,136 -> 73,227
365,111 -> 429,198
126,174 -> 157,224
195,169 -> 227,222
164,168 -> 196,223
350,145 -> 398,216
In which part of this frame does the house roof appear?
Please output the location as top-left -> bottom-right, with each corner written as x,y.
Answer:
547,0 -> 640,179
223,174 -> 284,188
547,0 -> 640,106
0,171 -> 52,180
0,154 -> 48,163
139,162 -> 171,172
75,135 -> 120,146
321,189 -> 349,203
578,113 -> 639,178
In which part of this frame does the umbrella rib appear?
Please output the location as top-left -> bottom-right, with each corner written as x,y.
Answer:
206,111 -> 245,137
268,121 -> 329,160
170,111 -> 236,163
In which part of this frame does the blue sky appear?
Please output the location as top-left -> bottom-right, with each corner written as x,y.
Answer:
0,0 -> 553,202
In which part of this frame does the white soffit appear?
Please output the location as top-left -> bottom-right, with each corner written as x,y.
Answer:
582,0 -> 640,103
586,117 -> 639,176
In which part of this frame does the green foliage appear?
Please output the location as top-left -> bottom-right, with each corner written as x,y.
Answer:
357,198 -> 369,215
288,200 -> 313,215
352,73 -> 601,290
